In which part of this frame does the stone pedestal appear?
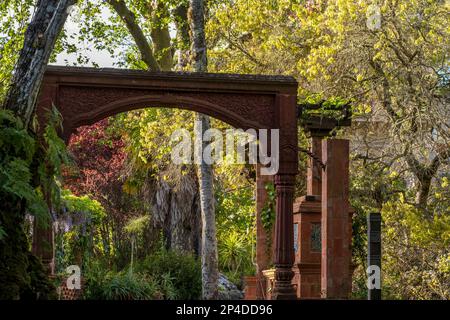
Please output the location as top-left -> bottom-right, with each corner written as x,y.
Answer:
243,276 -> 258,300
262,269 -> 275,300
293,195 -> 321,298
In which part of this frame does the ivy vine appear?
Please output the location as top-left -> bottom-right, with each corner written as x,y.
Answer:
261,182 -> 276,253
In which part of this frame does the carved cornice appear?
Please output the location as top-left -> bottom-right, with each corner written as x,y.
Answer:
45,65 -> 298,87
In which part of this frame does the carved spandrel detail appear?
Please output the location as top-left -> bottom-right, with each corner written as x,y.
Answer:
57,86 -> 275,130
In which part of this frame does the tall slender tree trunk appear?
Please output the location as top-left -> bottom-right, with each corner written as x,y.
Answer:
189,0 -> 219,300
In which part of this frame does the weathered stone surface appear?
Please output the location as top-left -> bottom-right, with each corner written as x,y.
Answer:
218,274 -> 244,300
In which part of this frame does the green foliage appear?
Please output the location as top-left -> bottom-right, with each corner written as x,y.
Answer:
62,189 -> 107,224
215,170 -> 256,279
261,182 -> 275,233
0,108 -> 66,299
350,158 -> 450,299
55,189 -> 109,273
0,0 -> 34,99
137,249 -> 202,300
84,267 -> 158,300
382,201 -> 450,299
218,230 -> 253,277
83,249 -> 196,300
38,106 -> 70,210
124,215 -> 151,237
300,95 -> 351,120
97,272 -> 158,300
0,110 -> 48,219
0,225 -> 5,240
20,253 -> 57,300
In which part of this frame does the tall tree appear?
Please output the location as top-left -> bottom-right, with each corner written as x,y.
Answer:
189,0 -> 219,300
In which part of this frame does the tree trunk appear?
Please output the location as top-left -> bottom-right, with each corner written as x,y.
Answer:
406,149 -> 450,211
416,175 -> 432,210
149,1 -> 173,71
2,0 -> 75,127
189,0 -> 219,300
173,3 -> 190,70
151,168 -> 201,253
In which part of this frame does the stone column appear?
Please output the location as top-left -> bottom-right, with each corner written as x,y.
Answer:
321,139 -> 351,299
271,93 -> 298,300
272,174 -> 297,300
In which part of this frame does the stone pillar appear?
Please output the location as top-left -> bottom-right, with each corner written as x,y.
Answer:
307,136 -> 323,196
293,134 -> 324,299
293,196 -> 321,298
255,165 -> 273,299
321,139 -> 351,299
272,174 -> 297,300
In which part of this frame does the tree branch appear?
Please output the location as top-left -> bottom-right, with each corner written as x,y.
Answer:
107,0 -> 160,71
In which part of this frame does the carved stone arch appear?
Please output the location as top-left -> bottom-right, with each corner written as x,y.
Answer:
58,93 -> 272,141
36,66 -> 299,300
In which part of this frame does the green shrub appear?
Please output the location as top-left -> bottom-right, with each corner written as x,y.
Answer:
100,272 -> 158,300
83,267 -> 159,300
137,250 -> 201,300
218,230 -> 254,279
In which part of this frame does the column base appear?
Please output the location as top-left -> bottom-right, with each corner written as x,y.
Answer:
272,268 -> 297,300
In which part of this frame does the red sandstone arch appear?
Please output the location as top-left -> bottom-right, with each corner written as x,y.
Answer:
36,66 -> 299,300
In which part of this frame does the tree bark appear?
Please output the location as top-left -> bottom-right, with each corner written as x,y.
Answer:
189,0 -> 219,300
2,0 -> 76,127
173,3 -> 190,70
151,168 -> 201,254
406,148 -> 450,210
149,1 -> 173,71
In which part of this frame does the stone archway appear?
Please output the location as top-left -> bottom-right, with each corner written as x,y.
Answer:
36,66 -> 299,300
